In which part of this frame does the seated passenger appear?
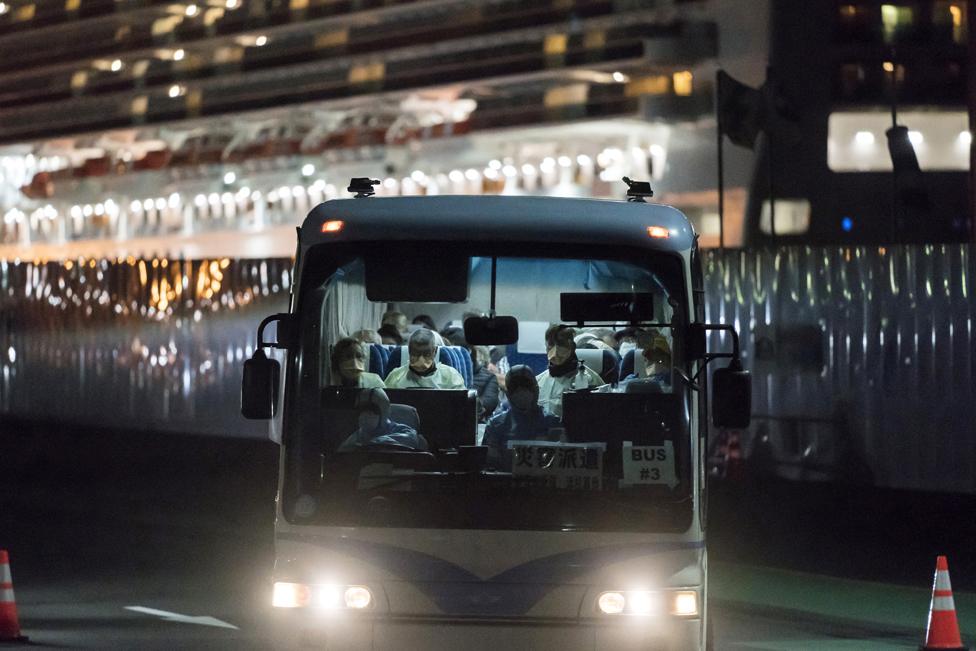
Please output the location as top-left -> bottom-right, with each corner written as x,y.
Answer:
338,388 -> 428,451
536,325 -> 603,417
483,365 -> 561,470
353,329 -> 382,345
470,345 -> 500,421
381,310 -> 410,335
377,324 -> 403,345
331,337 -> 385,389
624,330 -> 673,389
384,329 -> 466,390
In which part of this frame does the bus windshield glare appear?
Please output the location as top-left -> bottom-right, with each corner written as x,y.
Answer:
283,251 -> 693,533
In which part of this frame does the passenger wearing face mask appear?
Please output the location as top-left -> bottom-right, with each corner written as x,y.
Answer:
331,337 -> 386,389
338,387 -> 428,451
384,328 -> 466,390
483,365 -> 561,470
536,325 -> 603,418
614,327 -> 639,357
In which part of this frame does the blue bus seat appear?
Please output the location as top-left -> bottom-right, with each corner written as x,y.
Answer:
505,344 -> 548,375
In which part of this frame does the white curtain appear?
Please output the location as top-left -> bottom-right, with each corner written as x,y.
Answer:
320,259 -> 385,383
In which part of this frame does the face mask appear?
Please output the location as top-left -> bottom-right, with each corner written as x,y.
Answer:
358,411 -> 381,432
509,388 -> 536,412
409,347 -> 435,374
619,341 -> 637,357
340,357 -> 364,380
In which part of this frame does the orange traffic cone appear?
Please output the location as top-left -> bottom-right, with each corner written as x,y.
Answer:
0,549 -> 27,642
921,555 -> 967,651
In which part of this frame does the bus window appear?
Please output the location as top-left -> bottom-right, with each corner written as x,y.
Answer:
284,252 -> 693,534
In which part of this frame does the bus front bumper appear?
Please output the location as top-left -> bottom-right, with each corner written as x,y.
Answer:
270,612 -> 702,650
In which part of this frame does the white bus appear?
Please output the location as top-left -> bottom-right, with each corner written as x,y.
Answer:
243,186 -> 750,651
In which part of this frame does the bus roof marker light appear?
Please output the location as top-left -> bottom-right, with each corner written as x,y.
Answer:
321,220 -> 344,233
647,226 -> 670,239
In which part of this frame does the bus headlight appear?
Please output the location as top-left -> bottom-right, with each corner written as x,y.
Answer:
596,590 -> 659,615
597,591 -> 626,615
670,590 -> 699,617
273,582 -> 375,610
595,590 -> 697,617
272,582 -> 311,608
344,586 -> 372,610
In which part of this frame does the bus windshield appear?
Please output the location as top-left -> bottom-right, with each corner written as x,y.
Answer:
283,249 -> 694,533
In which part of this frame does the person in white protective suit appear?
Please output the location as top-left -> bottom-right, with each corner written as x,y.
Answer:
384,328 -> 466,390
535,325 -> 603,417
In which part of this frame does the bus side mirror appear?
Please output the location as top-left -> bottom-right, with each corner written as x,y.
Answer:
712,359 -> 751,429
242,349 -> 280,420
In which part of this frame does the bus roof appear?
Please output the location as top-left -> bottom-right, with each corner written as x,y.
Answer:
301,195 -> 695,253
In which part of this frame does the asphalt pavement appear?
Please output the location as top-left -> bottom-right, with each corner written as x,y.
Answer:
1,419 -> 973,650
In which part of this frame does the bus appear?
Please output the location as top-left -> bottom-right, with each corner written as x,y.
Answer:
242,184 -> 750,650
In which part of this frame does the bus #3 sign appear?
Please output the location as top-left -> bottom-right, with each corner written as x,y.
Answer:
508,440 -> 605,490
622,440 -> 677,489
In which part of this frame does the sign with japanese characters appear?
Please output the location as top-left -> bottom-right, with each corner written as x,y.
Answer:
621,441 -> 677,488
508,441 -> 605,490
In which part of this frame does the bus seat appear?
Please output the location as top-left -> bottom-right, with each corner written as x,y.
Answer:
365,343 -> 395,377
389,403 -> 420,431
504,344 -> 548,375
386,345 -> 474,387
576,349 -> 620,384
618,349 -> 649,379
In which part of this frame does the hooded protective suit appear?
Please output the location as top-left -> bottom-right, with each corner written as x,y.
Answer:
483,365 -> 561,470
384,329 -> 467,390
384,363 -> 466,389
338,388 -> 428,451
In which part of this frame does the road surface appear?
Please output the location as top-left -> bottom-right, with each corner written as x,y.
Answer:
1,421 -> 973,649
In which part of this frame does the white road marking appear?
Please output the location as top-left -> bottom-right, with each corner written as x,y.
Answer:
124,605 -> 239,629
